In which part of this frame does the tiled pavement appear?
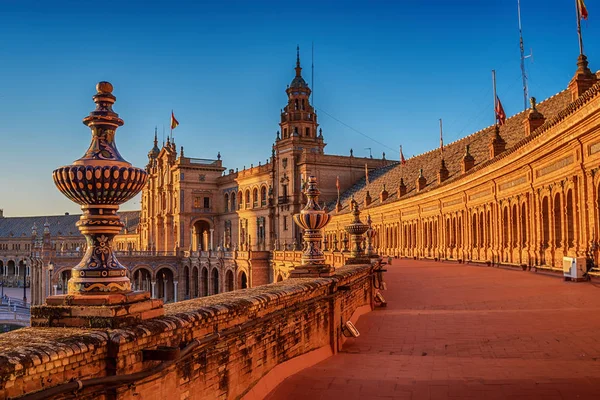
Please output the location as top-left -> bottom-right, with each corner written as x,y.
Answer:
265,259 -> 600,399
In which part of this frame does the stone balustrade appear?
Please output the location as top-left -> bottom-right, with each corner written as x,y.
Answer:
0,263 -> 375,399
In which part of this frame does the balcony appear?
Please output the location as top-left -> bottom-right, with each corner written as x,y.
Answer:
278,196 -> 289,204
192,207 -> 213,214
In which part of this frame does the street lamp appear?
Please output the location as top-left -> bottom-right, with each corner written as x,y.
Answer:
22,259 -> 27,303
48,262 -> 54,298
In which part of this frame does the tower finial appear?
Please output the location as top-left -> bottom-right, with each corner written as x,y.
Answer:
295,45 -> 302,77
154,126 -> 158,146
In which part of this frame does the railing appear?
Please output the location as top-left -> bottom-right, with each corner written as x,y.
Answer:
191,207 -> 213,214
278,196 -> 289,204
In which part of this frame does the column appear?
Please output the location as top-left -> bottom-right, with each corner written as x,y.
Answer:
210,229 -> 214,251
173,281 -> 178,303
52,285 -> 57,296
151,281 -> 156,299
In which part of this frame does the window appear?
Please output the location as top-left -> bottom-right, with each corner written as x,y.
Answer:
231,193 -> 236,211
261,186 -> 267,207
305,127 -> 310,137
253,188 -> 258,208
204,197 -> 210,209
224,193 -> 229,212
245,190 -> 250,208
284,216 -> 288,231
194,197 -> 201,208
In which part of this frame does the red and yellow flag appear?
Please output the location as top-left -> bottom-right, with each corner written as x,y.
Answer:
495,96 -> 507,126
578,0 -> 588,20
170,111 -> 179,130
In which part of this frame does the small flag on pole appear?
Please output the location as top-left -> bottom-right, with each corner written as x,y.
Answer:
365,164 -> 369,186
170,111 -> 179,130
578,0 -> 588,20
495,96 -> 507,126
439,118 -> 444,155
400,145 -> 406,165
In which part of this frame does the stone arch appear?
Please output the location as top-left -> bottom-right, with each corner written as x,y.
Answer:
201,267 -> 209,297
6,260 -> 15,276
230,191 -> 236,211
245,189 -> 251,208
211,267 -> 220,295
224,193 -> 229,213
192,266 -> 199,298
511,204 -> 518,247
237,191 -> 242,210
502,207 -> 509,247
542,196 -> 550,247
184,265 -> 190,299
156,267 -> 175,303
225,270 -> 234,292
252,187 -> 259,208
192,219 -> 212,252
566,189 -> 574,248
238,270 -> 248,289
260,185 -> 267,207
132,267 -> 152,292
521,202 -> 527,247
479,211 -> 484,248
554,193 -> 562,248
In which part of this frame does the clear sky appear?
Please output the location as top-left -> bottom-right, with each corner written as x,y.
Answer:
0,0 -> 598,216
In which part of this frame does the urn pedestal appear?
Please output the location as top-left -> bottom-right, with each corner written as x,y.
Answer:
31,82 -> 164,328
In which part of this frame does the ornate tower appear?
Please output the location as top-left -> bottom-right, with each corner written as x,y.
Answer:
274,47 -> 324,246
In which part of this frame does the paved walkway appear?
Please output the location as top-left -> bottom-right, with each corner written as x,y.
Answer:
266,259 -> 600,399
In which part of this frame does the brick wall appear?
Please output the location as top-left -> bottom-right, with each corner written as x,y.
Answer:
0,264 -> 374,399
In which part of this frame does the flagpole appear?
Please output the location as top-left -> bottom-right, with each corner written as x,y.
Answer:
439,118 -> 443,157
518,0 -> 529,111
170,110 -> 173,142
575,0 -> 584,55
492,70 -> 498,127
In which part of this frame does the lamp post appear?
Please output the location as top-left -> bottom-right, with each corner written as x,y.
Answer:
47,262 -> 54,298
23,260 -> 27,303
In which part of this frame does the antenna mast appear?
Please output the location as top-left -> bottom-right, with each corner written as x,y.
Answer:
518,0 -> 529,111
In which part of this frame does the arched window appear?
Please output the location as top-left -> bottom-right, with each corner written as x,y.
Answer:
226,270 -> 234,292
566,190 -> 574,248
479,211 -> 484,248
521,203 -> 527,247
224,193 -> 229,213
502,207 -> 509,247
542,197 -> 550,247
237,191 -> 242,210
245,190 -> 250,208
201,268 -> 209,297
471,213 -> 477,247
212,268 -> 219,295
231,192 -> 236,211
512,204 -> 518,247
253,188 -> 258,208
554,194 -> 562,248
261,186 -> 267,207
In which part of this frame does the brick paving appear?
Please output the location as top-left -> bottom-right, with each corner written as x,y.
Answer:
266,259 -> 600,399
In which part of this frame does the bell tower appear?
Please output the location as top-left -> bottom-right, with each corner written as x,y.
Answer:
274,46 -> 325,247
276,46 -> 324,153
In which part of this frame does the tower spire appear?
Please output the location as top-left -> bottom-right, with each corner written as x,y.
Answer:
295,45 -> 302,77
154,126 -> 158,146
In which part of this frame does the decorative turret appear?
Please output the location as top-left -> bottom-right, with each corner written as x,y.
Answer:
462,144 -> 475,173
147,127 -> 160,161
398,178 -> 407,197
416,169 -> 427,192
31,223 -> 38,238
489,125 -> 506,159
380,183 -> 389,202
438,159 -> 449,183
568,54 -> 598,100
523,97 -> 546,136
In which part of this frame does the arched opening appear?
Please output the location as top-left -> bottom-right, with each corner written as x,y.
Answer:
486,210 -> 491,246
245,190 -> 250,208
261,186 -> 267,207
192,267 -> 199,298
238,271 -> 248,289
59,269 -> 71,295
211,268 -> 219,295
226,270 -> 234,292
0,260 -> 3,278
542,197 -> 550,247
224,193 -> 229,213
502,207 -> 509,247
184,266 -> 190,299
193,220 -> 211,251
471,214 -> 477,248
566,189 -> 574,248
253,188 -> 258,208
157,268 -> 175,303
479,211 -> 484,248
237,191 -> 242,210
7,260 -> 15,277
554,194 -> 562,248
201,267 -> 209,297
512,204 -> 518,247
231,192 -> 236,211
521,203 -> 527,247
132,268 -> 152,292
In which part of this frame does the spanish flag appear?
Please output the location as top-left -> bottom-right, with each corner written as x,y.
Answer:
170,110 -> 179,130
578,0 -> 588,20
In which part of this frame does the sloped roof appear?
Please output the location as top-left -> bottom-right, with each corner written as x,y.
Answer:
0,210 -> 141,238
332,89 -> 573,213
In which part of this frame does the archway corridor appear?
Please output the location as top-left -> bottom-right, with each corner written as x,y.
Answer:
267,259 -> 600,399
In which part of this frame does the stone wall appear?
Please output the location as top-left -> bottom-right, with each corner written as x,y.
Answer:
0,264 -> 374,399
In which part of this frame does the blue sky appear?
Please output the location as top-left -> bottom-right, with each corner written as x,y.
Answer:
0,0 -> 598,216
